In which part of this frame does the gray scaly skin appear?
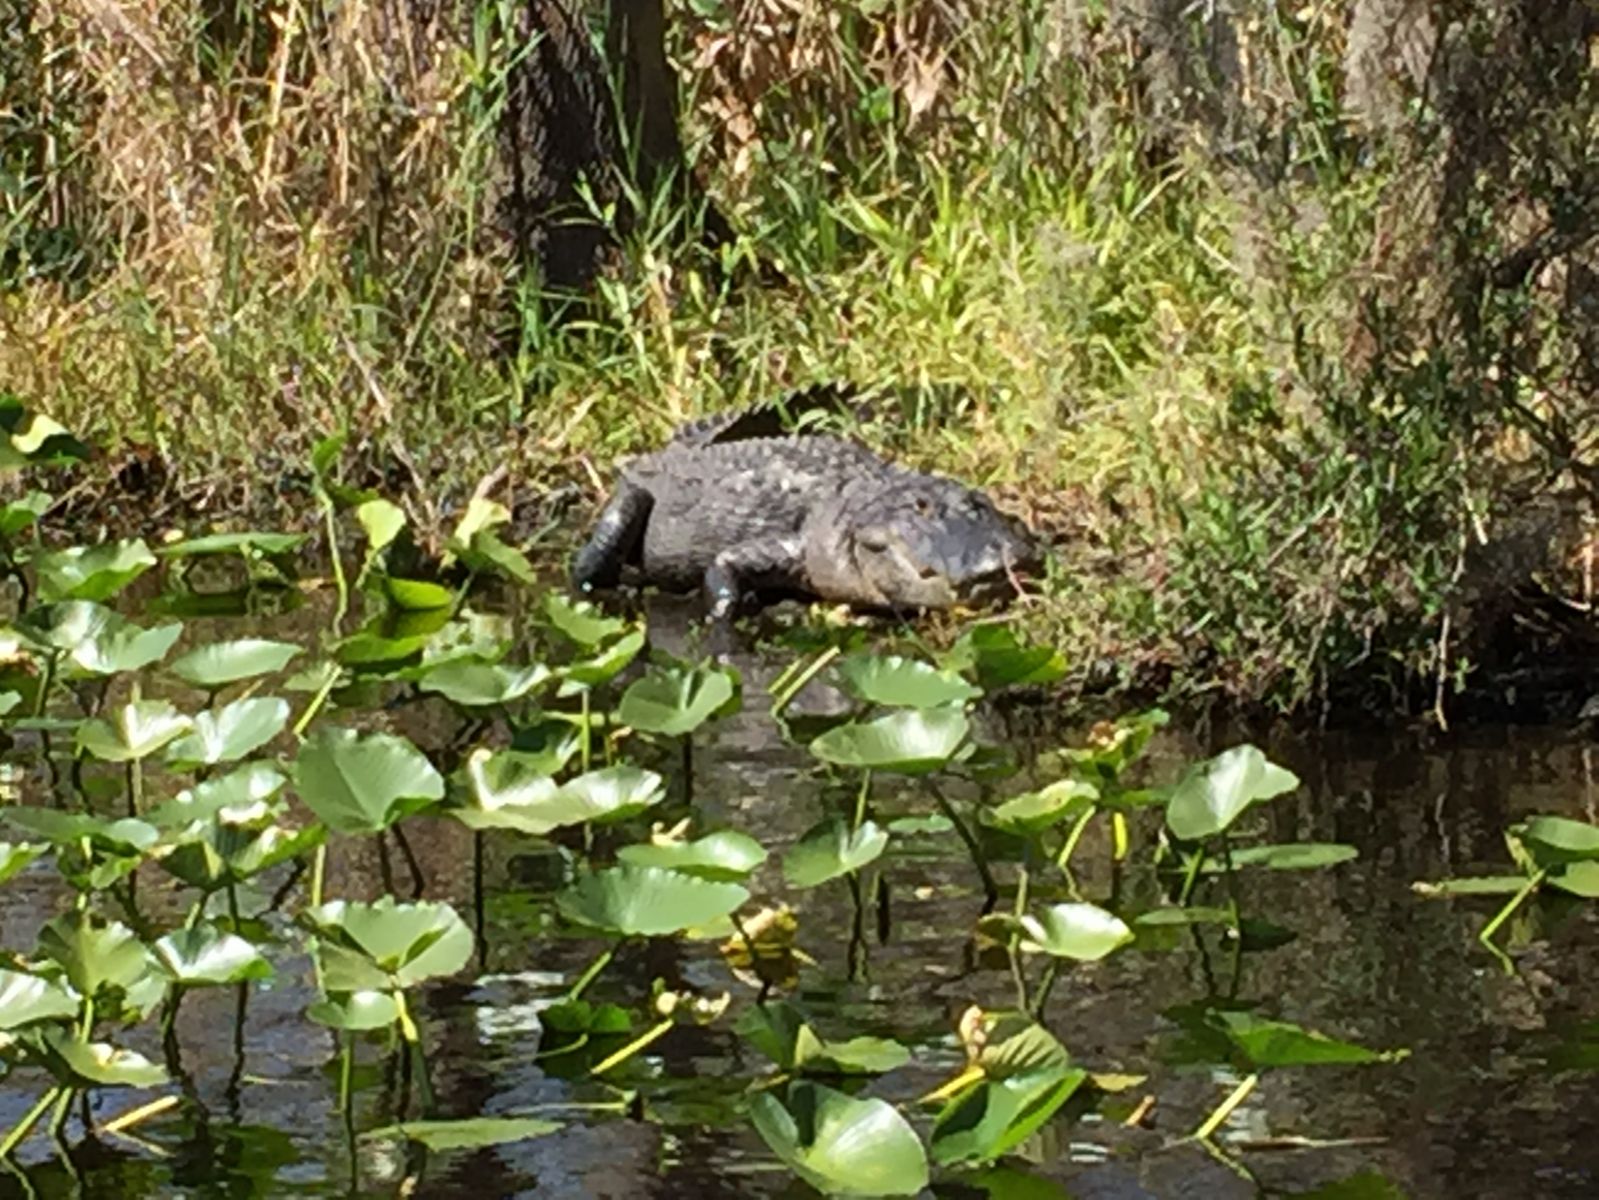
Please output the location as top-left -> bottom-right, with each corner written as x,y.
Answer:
571,394 -> 1041,619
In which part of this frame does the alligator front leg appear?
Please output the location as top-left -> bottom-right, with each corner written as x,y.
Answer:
571,485 -> 652,592
703,535 -> 807,621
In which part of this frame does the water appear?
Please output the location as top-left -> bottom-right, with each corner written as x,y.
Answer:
4,605 -> 1599,1199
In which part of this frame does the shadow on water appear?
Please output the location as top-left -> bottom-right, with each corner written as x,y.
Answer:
3,592 -> 1599,1199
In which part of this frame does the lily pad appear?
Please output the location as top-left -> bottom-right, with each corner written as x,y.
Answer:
1516,815 -> 1599,864
418,660 -> 552,707
1210,1010 -> 1409,1069
357,498 -> 407,554
558,629 -> 645,692
76,699 -> 193,762
1166,745 -> 1300,841
738,1002 -> 910,1075
385,576 -> 457,612
1015,902 -> 1134,961
617,661 -> 740,736
35,1029 -> 168,1088
304,897 -> 473,991
983,780 -> 1099,835
362,1117 -> 562,1151
783,818 -> 889,888
35,539 -> 156,603
931,1066 -> 1087,1166
170,638 -> 302,689
306,990 -> 402,1031
453,758 -> 663,836
0,841 -> 46,884
944,625 -> 1066,689
750,1082 -> 928,1197
293,727 -> 444,835
618,830 -> 768,880
557,865 -> 748,937
37,913 -> 155,1006
156,531 -> 308,558
165,697 -> 290,767
1198,843 -> 1359,873
835,653 -> 981,708
152,925 -> 274,986
20,603 -> 183,676
148,762 -> 289,829
809,707 -> 969,774
541,593 -> 628,648
0,969 -> 79,1029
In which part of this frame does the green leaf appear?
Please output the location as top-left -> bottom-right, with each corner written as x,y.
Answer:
294,727 -> 444,835
617,830 -> 767,880
944,625 -> 1066,689
983,779 -> 1098,835
155,531 -> 308,559
1515,815 -> 1599,864
36,1029 -> 167,1088
37,913 -> 154,1003
931,1067 -> 1086,1166
1410,875 -> 1529,897
452,757 -> 663,835
541,593 -> 627,648
1211,1011 -> 1409,1068
0,491 -> 51,539
76,699 -> 192,762
0,969 -> 79,1029
835,653 -> 981,708
19,602 -> 183,676
165,697 -> 289,767
35,539 -> 156,602
1166,745 -> 1299,841
539,999 -> 634,1036
0,807 -> 157,854
558,629 -> 645,692
152,925 -> 273,986
617,661 -> 740,736
384,576 -> 456,611
0,841 -> 46,884
418,660 -> 551,707
1015,902 -> 1134,961
1549,860 -> 1599,898
809,707 -> 968,774
307,990 -> 402,1031
357,499 -> 407,554
362,1117 -> 562,1151
556,865 -> 748,937
750,1082 -> 928,1196
1198,843 -> 1358,872
783,818 -> 889,888
971,1013 -> 1071,1080
170,638 -> 302,689
737,1002 -> 910,1076
148,762 -> 289,829
304,897 -> 473,990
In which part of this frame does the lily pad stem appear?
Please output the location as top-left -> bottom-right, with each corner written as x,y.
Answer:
928,780 -> 997,909
768,646 -> 841,716
1056,805 -> 1096,873
852,770 -> 871,832
292,670 -> 340,740
591,1018 -> 673,1076
1193,1072 -> 1258,1142
567,944 -> 617,1001
0,1087 -> 60,1158
1479,867 -> 1548,949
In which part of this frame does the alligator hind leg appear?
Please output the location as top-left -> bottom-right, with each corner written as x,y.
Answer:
703,535 -> 807,621
571,486 -> 652,592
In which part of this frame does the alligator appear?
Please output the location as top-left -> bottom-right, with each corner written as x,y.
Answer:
570,387 -> 1042,619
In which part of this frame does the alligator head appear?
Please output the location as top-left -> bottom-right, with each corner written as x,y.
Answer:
802,470 -> 1042,611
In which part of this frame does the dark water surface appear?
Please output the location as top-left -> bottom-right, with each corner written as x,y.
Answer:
4,607 -> 1599,1199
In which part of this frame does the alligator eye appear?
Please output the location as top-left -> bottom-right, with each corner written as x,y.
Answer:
912,496 -> 932,516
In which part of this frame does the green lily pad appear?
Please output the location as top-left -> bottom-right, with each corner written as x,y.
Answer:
156,531 -> 308,558
148,762 -> 289,829
558,630 -> 645,692
738,1002 -> 911,1076
19,602 -> 183,676
1516,815 -> 1599,864
363,1117 -> 562,1151
0,491 -> 51,539
152,924 -> 274,986
783,818 -> 889,888
357,498 -> 407,554
293,726 -> 444,835
453,757 -> 663,835
539,998 -> 634,1036
541,593 -> 628,648
1166,745 -> 1299,841
418,660 -> 552,707
618,830 -> 768,880
1410,875 -> 1530,897
944,625 -> 1066,689
165,697 -> 290,767
931,1066 -> 1087,1166
617,661 -> 740,736
307,990 -> 402,1031
1197,843 -> 1359,873
160,818 -> 324,890
385,576 -> 457,612
809,707 -> 969,774
35,539 -> 156,603
750,1082 -> 928,1197
557,865 -> 748,937
37,913 -> 155,1005
0,841 -> 45,884
1210,1010 -> 1409,1068
0,807 -> 158,853
170,638 -> 302,689
835,653 -> 981,708
971,1012 -> 1071,1080
35,1029 -> 168,1088
1015,902 -> 1134,961
1549,860 -> 1599,897
983,780 -> 1099,835
76,699 -> 193,762
304,897 -> 473,991
0,969 -> 79,1029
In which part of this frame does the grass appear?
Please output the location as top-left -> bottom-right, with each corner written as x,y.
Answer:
2,0 -> 1595,717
